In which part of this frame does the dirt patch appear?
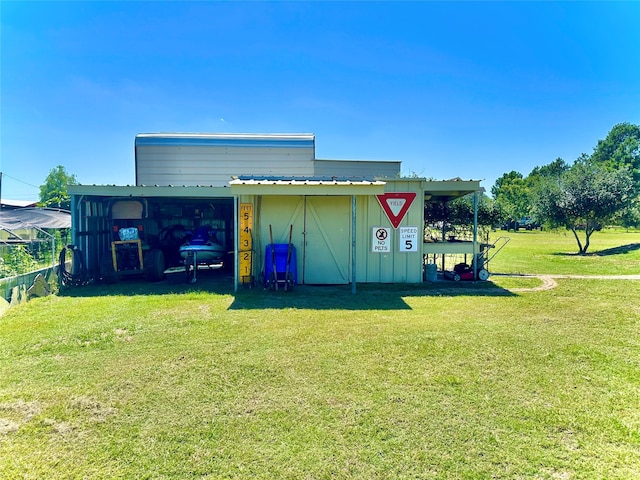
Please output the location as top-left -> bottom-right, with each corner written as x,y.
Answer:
114,328 -> 133,341
70,396 -> 117,423
0,399 -> 42,434
43,418 -> 75,435
0,418 -> 19,434
498,273 -> 640,293
509,275 -> 558,292
0,399 -> 42,420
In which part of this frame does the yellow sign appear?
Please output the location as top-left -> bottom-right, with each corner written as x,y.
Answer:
239,250 -> 253,279
239,203 -> 253,284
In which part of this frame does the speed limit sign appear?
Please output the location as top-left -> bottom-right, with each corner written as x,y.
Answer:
399,226 -> 419,252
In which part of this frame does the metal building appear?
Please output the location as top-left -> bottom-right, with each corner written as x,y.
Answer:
68,133 -> 482,290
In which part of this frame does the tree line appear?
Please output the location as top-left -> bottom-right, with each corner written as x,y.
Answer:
491,122 -> 640,254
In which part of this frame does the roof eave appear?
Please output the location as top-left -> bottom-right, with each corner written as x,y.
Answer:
68,184 -> 232,198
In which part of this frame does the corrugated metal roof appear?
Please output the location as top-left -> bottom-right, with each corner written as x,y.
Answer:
230,176 -> 386,186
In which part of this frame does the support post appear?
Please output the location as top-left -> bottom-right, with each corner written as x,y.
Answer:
351,195 -> 356,294
70,193 -> 78,247
473,191 -> 479,282
234,196 -> 238,293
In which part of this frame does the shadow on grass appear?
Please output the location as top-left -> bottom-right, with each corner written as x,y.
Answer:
229,281 -> 515,311
58,270 -> 236,298
58,270 -> 515,310
552,243 -> 640,257
593,243 -> 640,256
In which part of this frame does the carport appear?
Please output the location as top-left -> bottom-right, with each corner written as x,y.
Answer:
68,185 -> 234,281
68,133 -> 483,290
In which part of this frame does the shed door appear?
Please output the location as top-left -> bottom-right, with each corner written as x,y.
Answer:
303,196 -> 350,284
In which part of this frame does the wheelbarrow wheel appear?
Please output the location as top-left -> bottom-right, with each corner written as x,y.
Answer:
453,273 -> 461,282
477,268 -> 489,281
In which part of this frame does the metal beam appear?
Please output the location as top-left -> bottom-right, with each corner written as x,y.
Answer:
352,195 -> 357,294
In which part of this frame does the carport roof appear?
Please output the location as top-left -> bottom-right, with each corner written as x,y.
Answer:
229,176 -> 387,195
68,184 -> 232,198
421,179 -> 483,202
68,178 -> 482,201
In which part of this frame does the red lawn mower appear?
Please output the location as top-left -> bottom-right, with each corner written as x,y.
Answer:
444,237 -> 510,282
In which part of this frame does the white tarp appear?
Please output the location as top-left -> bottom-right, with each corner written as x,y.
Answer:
0,208 -> 71,230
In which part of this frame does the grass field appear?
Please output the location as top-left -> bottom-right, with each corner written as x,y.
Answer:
488,228 -> 640,276
1,229 -> 639,479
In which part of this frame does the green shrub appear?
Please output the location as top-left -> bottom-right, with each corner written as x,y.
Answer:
0,245 -> 39,278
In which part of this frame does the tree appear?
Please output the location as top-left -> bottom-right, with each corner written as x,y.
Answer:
39,165 -> 78,210
525,158 -> 570,219
532,162 -> 634,254
590,122 -> 640,178
491,171 -> 530,227
448,194 -> 500,228
589,123 -> 640,229
617,203 -> 640,230
527,157 -> 569,182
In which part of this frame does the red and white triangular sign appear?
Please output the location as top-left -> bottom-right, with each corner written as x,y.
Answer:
376,192 -> 417,229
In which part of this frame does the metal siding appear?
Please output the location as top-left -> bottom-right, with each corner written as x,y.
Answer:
356,180 -> 424,283
136,145 -> 315,186
356,195 -> 395,283
313,160 -> 401,178
71,197 -> 112,276
385,181 -> 423,283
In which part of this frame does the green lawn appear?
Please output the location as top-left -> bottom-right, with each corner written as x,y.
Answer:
487,228 -> 640,276
1,230 -> 639,479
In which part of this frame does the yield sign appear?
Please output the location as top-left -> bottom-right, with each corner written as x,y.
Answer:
376,192 -> 417,229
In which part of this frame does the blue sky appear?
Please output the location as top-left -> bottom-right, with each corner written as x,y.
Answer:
1,1 -> 639,201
